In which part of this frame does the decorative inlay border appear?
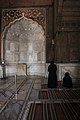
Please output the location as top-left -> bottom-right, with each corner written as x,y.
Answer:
2,8 -> 46,32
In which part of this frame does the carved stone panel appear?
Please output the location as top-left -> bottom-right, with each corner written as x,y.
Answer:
4,17 -> 45,63
17,63 -> 27,75
2,8 -> 46,64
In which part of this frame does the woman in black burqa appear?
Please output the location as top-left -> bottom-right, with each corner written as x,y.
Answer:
63,72 -> 72,88
48,61 -> 57,88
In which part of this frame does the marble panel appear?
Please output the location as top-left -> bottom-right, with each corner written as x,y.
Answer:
15,44 -> 19,52
2,63 -> 80,81
10,43 -> 15,51
1,9 -> 46,76
6,41 -> 10,50
0,63 -> 46,77
37,52 -> 41,61
20,52 -> 28,62
4,17 -> 45,64
6,64 -> 17,76
19,43 -> 28,51
57,63 -> 80,82
0,66 -> 3,78
17,63 -> 27,76
27,63 -> 46,76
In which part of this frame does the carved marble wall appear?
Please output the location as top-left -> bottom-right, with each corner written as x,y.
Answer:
17,63 -> 27,76
57,63 -> 80,82
1,8 -> 46,76
4,17 -> 45,63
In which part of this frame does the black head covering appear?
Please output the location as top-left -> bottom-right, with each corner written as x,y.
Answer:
65,72 -> 70,76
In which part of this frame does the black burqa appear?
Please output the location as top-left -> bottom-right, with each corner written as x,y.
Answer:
63,72 -> 72,88
48,61 -> 57,88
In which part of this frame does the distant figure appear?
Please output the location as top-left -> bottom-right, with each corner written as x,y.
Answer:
48,61 -> 57,88
63,72 -> 72,88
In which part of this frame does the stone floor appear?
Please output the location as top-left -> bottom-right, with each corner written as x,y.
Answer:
0,75 -> 47,120
0,75 -> 80,120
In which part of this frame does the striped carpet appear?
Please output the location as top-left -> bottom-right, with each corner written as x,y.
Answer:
26,102 -> 80,120
39,89 -> 80,100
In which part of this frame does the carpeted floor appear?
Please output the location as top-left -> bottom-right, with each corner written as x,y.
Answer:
26,102 -> 80,120
39,89 -> 80,100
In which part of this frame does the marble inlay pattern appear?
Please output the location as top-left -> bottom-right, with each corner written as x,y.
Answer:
2,8 -> 46,31
1,8 -> 46,76
17,63 -> 27,76
57,63 -> 80,82
4,17 -> 45,63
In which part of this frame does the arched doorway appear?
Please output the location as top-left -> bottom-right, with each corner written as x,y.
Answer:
2,15 -> 46,76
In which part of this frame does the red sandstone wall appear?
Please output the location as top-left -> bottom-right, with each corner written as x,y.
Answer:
0,0 -> 80,63
0,0 -> 52,7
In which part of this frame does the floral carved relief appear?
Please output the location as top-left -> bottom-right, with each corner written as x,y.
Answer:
1,8 -> 46,63
2,8 -> 46,31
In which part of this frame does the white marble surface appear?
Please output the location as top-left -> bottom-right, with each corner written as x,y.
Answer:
0,63 -> 80,82
4,17 -> 45,63
0,61 -> 80,82
17,63 -> 27,76
57,63 -> 80,82
2,15 -> 46,77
